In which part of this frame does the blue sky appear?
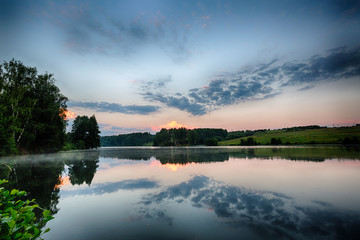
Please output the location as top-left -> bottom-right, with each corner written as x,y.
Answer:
1,0 -> 360,135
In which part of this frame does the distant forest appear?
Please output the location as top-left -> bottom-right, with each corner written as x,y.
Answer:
99,125 -> 360,147
101,128 -> 228,146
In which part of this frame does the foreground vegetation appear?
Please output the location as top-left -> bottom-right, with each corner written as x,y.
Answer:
0,179 -> 53,239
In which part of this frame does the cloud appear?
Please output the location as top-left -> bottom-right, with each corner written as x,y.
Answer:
142,75 -> 172,91
283,47 -> 360,86
68,101 -> 160,115
42,1 -> 192,62
140,176 -> 360,239
141,47 -> 360,116
143,92 -> 207,116
61,178 -> 159,196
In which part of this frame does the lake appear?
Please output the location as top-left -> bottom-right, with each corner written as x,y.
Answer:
1,146 -> 360,240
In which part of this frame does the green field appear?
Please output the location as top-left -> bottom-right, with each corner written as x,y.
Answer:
219,126 -> 360,146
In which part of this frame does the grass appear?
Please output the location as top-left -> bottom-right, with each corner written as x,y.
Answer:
219,126 -> 360,146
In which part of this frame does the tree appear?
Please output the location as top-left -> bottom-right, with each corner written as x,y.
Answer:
0,59 -> 68,155
70,115 -> 101,149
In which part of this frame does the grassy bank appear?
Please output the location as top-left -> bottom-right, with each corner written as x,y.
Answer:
219,126 -> 360,146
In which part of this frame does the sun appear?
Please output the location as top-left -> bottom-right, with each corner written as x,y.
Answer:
64,110 -> 76,120
152,121 -> 196,132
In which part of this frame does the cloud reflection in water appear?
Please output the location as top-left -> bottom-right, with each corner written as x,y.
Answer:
140,176 -> 360,240
61,178 -> 159,196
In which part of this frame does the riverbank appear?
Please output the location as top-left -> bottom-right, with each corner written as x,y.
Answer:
219,125 -> 360,146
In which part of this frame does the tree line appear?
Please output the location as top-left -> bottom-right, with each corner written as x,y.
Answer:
101,132 -> 153,146
100,125 -> 341,147
0,59 -> 100,156
153,128 -> 228,146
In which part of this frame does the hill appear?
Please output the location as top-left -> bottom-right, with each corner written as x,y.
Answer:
219,125 -> 360,146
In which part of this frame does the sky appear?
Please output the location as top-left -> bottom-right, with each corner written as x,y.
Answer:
1,0 -> 360,135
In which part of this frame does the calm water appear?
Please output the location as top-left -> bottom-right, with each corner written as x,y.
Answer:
1,146 -> 360,240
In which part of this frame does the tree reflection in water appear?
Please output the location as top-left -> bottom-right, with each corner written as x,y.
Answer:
0,150 -> 100,215
140,176 -> 360,240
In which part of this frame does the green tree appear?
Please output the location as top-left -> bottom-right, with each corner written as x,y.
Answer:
0,59 -> 68,155
154,129 -> 171,146
70,115 -> 101,149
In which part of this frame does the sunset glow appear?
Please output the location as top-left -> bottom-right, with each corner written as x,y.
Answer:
54,175 -> 71,189
150,160 -> 195,172
162,163 -> 186,172
64,110 -> 76,120
2,0 -> 360,135
151,121 -> 196,132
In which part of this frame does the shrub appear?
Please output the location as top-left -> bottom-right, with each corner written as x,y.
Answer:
0,179 -> 54,239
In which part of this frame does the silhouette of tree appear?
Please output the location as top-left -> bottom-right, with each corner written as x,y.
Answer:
70,115 -> 100,149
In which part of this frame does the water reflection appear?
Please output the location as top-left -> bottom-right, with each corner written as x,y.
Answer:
100,146 -> 360,164
68,155 -> 99,185
61,178 -> 159,196
140,176 -> 360,240
0,147 -> 359,240
0,150 -> 100,214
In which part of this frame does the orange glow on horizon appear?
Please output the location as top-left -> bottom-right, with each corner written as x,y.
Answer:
163,163 -> 185,172
64,110 -> 76,120
151,120 -> 196,132
54,175 -> 71,189
150,160 -> 195,172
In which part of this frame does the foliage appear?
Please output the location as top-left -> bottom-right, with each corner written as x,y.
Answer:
284,125 -> 325,132
220,125 -> 360,146
101,132 -> 154,146
0,59 -> 68,156
68,115 -> 100,149
270,138 -> 282,145
240,137 -> 258,146
204,138 -> 218,146
68,158 -> 99,185
154,128 -> 227,146
342,136 -> 359,145
0,179 -> 54,240
226,129 -> 268,140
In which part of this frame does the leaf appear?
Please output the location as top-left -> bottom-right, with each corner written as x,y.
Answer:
23,232 -> 32,238
7,220 -> 15,229
14,232 -> 22,239
43,209 -> 51,219
33,227 -> 40,237
17,191 -> 26,196
10,189 -> 19,195
43,228 -> 51,234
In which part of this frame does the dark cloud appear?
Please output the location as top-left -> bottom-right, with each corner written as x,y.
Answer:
283,47 -> 360,86
143,92 -> 206,116
68,101 -> 160,115
142,47 -> 360,116
140,176 -> 360,240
